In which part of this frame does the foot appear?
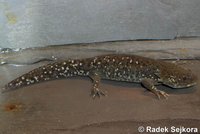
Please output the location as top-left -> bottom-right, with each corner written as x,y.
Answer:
90,87 -> 106,99
154,89 -> 169,99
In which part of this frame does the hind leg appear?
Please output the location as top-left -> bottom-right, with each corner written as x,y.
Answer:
89,72 -> 106,99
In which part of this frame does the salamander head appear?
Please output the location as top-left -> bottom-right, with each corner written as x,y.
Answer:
161,64 -> 198,88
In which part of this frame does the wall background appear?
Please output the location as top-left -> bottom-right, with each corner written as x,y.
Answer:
0,0 -> 200,48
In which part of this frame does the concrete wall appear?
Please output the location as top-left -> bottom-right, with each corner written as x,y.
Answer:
0,0 -> 200,48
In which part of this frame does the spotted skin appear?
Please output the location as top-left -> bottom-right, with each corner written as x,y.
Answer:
2,54 -> 198,99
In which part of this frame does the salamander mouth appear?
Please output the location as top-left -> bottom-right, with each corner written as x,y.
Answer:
164,82 -> 197,89
173,82 -> 197,89
185,82 -> 197,87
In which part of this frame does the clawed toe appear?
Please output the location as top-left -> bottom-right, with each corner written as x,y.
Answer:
155,90 -> 169,99
90,88 -> 106,99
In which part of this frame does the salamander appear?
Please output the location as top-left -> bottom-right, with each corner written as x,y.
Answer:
2,54 -> 198,99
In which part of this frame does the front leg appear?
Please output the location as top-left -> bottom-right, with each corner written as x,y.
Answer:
141,78 -> 169,99
89,72 -> 106,99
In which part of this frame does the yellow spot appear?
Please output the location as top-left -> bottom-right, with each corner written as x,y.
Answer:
6,12 -> 17,24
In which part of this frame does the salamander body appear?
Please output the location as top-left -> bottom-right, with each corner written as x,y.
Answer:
2,54 -> 198,99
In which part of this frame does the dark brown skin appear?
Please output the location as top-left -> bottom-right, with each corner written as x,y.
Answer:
2,54 -> 198,99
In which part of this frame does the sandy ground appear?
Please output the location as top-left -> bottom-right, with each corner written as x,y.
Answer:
0,60 -> 199,134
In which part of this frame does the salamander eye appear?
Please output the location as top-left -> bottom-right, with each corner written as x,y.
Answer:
182,76 -> 187,80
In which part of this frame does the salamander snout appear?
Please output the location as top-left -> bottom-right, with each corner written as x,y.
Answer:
178,72 -> 198,88
163,69 -> 198,88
